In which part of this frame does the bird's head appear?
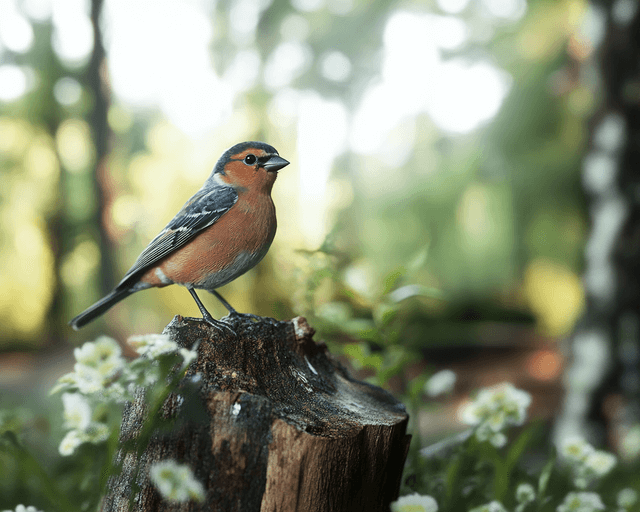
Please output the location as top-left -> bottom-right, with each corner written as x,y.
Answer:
210,141 -> 289,194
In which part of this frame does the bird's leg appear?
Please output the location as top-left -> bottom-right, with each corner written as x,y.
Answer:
188,288 -> 236,334
210,290 -> 262,322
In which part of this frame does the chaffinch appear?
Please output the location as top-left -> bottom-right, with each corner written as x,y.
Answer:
70,141 -> 289,331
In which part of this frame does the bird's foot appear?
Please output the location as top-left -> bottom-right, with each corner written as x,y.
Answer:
188,313 -> 237,336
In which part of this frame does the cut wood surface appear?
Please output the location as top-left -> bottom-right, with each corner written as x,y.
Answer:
101,315 -> 410,512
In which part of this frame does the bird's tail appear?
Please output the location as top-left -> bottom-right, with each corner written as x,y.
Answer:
69,288 -> 133,330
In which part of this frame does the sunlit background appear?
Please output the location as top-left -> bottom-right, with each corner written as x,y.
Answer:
0,0 -> 608,444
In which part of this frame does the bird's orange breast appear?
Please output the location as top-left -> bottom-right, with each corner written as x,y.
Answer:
140,190 -> 276,289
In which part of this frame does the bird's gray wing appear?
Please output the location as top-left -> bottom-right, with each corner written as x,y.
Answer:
116,184 -> 238,288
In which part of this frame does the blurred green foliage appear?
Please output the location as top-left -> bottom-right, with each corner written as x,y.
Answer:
0,0 -> 611,505
0,0 -> 592,348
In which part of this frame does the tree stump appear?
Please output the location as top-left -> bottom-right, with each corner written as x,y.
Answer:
101,315 -> 410,512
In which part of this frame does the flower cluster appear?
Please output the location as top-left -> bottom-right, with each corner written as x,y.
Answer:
558,436 -> 616,489
459,382 -> 532,448
129,334 -> 197,368
2,506 -> 43,512
470,501 -> 508,512
59,392 -> 110,455
556,492 -> 605,512
390,493 -> 438,512
424,369 -> 457,397
56,336 -> 126,397
620,424 -> 640,461
617,488 -> 638,512
52,334 -> 197,456
149,460 -> 205,503
516,483 -> 536,512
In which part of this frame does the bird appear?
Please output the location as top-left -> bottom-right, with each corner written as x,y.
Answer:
69,141 -> 289,332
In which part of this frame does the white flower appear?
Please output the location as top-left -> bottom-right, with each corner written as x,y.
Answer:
459,383 -> 531,446
424,370 -> 457,397
101,381 -> 129,403
72,337 -> 125,393
583,450 -> 616,477
149,460 -> 205,503
470,419 -> 508,448
73,366 -> 107,394
128,334 -> 196,369
558,437 -> 616,488
49,371 -> 78,394
559,436 -> 595,465
62,393 -> 91,430
490,432 -> 507,448
84,422 -> 110,443
617,488 -> 638,509
59,413 -> 110,456
470,500 -> 508,512
461,383 -> 531,427
178,348 -> 198,368
74,336 -> 123,370
59,429 -> 85,456
557,492 -> 605,512
516,483 -> 536,504
2,506 -> 44,512
128,334 -> 178,358
620,425 -> 640,461
390,493 -> 438,512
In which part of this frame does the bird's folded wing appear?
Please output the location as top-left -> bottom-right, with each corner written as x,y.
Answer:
116,185 -> 238,288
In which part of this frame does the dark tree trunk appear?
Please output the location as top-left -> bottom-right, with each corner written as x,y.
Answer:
87,0 -> 116,296
555,3 -> 640,445
101,316 -> 410,512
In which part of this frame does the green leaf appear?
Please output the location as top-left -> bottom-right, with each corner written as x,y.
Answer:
407,373 -> 430,401
506,423 -> 538,470
537,447 -> 556,501
444,452 -> 463,508
382,267 -> 406,294
342,342 -> 367,368
388,284 -> 445,303
373,302 -> 400,328
0,431 -> 75,511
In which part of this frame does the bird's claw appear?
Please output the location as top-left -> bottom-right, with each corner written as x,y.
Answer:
187,314 -> 237,336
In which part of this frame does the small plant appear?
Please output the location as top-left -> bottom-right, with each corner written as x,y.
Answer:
0,333 -> 199,511
396,381 -> 627,512
297,250 -> 640,511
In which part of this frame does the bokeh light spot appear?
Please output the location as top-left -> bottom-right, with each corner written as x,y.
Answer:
319,51 -> 351,82
0,65 -> 29,102
526,349 -> 563,381
53,77 -> 83,106
264,41 -> 312,90
524,258 -> 585,336
56,119 -> 94,173
0,0 -> 34,53
291,0 -> 325,13
61,240 -> 101,287
0,117 -> 31,156
0,220 -> 55,337
51,0 -> 94,66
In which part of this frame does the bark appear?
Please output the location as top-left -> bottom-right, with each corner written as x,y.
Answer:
554,2 -> 640,446
101,315 -> 410,512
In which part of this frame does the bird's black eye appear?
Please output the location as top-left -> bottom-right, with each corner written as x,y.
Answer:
244,154 -> 257,165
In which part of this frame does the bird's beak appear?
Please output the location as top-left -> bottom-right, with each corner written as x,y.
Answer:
263,155 -> 290,172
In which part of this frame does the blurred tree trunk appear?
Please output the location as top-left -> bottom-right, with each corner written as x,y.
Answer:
555,2 -> 640,446
48,0 -> 114,338
88,0 -> 116,296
